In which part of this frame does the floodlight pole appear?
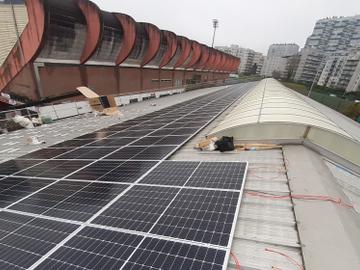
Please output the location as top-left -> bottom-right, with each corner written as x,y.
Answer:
211,19 -> 219,48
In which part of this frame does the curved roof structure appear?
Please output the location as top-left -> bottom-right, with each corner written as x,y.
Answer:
210,78 -> 360,167
0,0 -> 240,93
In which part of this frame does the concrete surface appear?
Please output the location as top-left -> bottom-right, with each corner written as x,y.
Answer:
284,145 -> 360,270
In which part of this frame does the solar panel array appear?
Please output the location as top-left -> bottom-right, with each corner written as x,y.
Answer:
0,85 -> 249,270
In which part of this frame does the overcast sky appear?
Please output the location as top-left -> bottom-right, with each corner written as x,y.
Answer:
92,0 -> 359,55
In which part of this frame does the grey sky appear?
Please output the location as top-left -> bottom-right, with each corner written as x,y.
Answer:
92,0 -> 359,55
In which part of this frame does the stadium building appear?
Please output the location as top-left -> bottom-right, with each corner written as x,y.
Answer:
0,0 -> 240,102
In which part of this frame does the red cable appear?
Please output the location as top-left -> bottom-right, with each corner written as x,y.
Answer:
245,191 -> 354,209
265,248 -> 304,270
230,251 -> 241,270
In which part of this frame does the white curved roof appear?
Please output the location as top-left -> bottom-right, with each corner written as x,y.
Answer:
210,78 -> 360,167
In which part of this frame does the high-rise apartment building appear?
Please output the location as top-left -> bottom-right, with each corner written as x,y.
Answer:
216,45 -> 264,75
261,43 -> 299,77
305,15 -> 360,54
267,43 -> 300,58
253,52 -> 265,75
294,15 -> 360,92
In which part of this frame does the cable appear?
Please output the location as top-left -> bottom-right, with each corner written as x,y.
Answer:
230,250 -> 241,270
265,248 -> 304,270
245,190 -> 354,209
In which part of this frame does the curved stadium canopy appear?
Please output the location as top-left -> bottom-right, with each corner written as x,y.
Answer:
210,79 -> 360,167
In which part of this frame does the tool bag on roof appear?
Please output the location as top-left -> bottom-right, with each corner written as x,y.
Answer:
215,136 -> 235,152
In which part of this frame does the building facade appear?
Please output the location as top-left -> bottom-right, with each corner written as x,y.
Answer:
0,0 -> 239,102
295,15 -> 360,92
261,43 -> 299,78
253,52 -> 265,75
294,48 -> 325,84
216,44 -> 263,75
305,15 -> 360,54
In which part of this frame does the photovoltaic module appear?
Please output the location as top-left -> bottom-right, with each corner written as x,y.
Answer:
0,85 -> 249,269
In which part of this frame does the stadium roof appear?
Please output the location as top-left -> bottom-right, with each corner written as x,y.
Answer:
210,78 -> 360,171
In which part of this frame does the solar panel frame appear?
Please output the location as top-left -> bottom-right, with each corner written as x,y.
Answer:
10,181 -> 129,222
19,148 -> 72,159
0,159 -> 45,176
86,137 -> 137,147
49,139 -> 98,148
95,160 -> 158,183
92,185 -> 180,232
150,188 -> 241,247
53,147 -> 119,160
0,211 -> 79,269
0,177 -> 55,208
139,161 -> 200,186
123,235 -> 226,270
14,160 -> 92,178
34,227 -> 144,270
185,161 -> 247,190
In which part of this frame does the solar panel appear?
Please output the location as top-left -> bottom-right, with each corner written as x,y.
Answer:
0,211 -> 78,269
20,148 -> 71,159
10,181 -> 129,221
54,147 -> 117,159
132,146 -> 176,160
50,139 -> 96,148
0,159 -> 44,176
130,136 -> 162,146
15,160 -> 91,178
171,127 -> 200,135
93,185 -> 180,232
149,128 -> 177,136
87,137 -> 137,147
0,85 -> 250,270
183,121 -> 208,128
123,236 -> 226,270
34,227 -> 143,269
95,161 -> 157,183
150,188 -> 240,246
154,135 -> 189,145
105,146 -> 146,160
74,131 -> 117,139
66,160 -> 123,181
140,161 -> 199,186
0,177 -> 54,207
108,130 -> 153,138
186,162 -> 247,190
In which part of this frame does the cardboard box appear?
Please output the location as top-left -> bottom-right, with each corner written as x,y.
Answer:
77,86 -> 120,114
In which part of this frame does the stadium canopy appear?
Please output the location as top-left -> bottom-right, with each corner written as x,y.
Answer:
209,78 -> 360,167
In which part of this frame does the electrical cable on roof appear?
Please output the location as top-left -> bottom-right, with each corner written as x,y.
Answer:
265,248 -> 304,270
245,190 -> 354,209
230,250 -> 241,270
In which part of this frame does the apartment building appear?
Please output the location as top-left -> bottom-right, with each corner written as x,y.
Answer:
216,45 -> 264,75
261,43 -> 299,77
295,15 -> 360,92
